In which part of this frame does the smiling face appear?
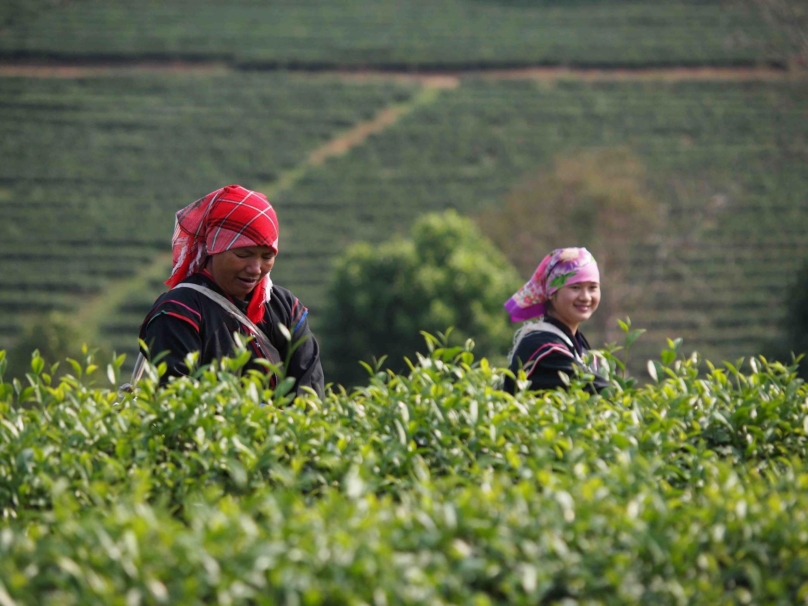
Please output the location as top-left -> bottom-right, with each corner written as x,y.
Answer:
207,246 -> 276,300
548,281 -> 601,333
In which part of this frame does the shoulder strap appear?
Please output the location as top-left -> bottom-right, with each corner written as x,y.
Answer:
120,283 -> 284,393
173,282 -> 283,366
528,321 -> 573,348
509,319 -> 582,365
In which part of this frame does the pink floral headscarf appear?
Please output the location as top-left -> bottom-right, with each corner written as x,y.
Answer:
504,247 -> 600,322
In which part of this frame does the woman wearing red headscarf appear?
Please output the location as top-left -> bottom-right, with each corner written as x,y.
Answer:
139,184 -> 324,397
503,247 -> 607,395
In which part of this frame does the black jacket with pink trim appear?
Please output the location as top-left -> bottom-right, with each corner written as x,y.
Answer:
139,272 -> 324,398
503,316 -> 608,395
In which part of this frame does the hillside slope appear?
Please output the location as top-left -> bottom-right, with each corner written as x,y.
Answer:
0,0 -> 805,371
0,0 -> 785,68
0,74 -> 418,351
268,78 -> 808,365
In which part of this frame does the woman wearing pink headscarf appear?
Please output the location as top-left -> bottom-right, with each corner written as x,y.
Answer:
139,184 -> 324,397
503,247 -> 607,394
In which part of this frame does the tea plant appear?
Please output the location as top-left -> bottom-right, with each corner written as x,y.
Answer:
1,335 -> 807,603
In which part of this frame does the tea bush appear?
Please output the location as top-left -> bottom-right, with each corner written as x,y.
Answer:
1,336 -> 807,604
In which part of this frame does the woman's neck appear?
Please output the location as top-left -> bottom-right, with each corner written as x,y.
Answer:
546,311 -> 578,335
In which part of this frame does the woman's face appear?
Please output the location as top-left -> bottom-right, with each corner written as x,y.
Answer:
549,281 -> 600,333
208,246 -> 276,300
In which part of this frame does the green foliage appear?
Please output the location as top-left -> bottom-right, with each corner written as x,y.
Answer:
321,210 -> 521,385
1,340 -> 808,603
5,313 -> 88,382
0,0 -> 781,67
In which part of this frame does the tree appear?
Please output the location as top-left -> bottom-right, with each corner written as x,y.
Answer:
322,210 -> 522,387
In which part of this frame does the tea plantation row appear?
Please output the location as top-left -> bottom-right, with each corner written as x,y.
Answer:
0,0 -> 783,68
1,341 -> 808,603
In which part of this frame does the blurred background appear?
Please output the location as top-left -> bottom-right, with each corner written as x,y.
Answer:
0,0 -> 806,384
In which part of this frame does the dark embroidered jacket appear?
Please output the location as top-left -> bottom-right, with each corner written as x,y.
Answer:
503,316 -> 608,395
139,272 -> 324,397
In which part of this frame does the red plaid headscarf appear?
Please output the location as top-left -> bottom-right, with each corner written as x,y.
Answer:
166,184 -> 279,323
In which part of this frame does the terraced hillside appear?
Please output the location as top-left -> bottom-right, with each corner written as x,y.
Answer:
0,74 -> 418,352
60,73 -> 804,369
0,0 -> 805,373
0,0 -> 785,68
265,78 -> 808,365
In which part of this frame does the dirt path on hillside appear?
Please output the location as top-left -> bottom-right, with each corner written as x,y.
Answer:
260,82 -> 454,201
307,80 -> 457,166
0,61 -> 802,82
0,61 -> 232,78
